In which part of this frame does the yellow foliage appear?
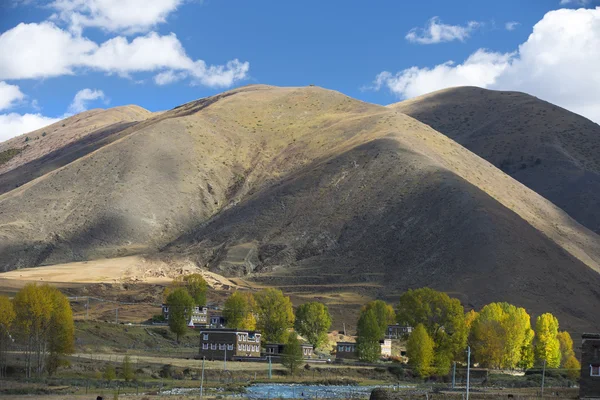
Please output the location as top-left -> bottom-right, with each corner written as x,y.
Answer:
534,313 -> 561,368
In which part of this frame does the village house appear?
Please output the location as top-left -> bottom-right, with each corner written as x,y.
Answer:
264,343 -> 314,360
580,333 -> 600,399
380,338 -> 392,358
197,329 -> 262,360
336,340 -> 392,360
386,324 -> 413,339
335,342 -> 358,360
161,304 -> 225,328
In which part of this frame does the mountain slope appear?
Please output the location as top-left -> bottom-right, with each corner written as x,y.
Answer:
0,105 -> 152,195
1,85 -> 600,332
390,86 -> 600,234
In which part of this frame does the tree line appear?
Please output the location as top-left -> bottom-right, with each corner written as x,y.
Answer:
354,287 -> 581,379
164,275 -> 332,374
0,284 -> 74,378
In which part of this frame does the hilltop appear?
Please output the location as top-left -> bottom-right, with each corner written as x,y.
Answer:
390,86 -> 600,234
1,85 -> 600,334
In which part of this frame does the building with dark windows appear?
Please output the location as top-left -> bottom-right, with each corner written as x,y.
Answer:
197,329 -> 261,360
264,342 -> 314,359
580,333 -> 600,399
386,324 -> 413,339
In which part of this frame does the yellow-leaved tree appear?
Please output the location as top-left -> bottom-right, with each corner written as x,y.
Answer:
13,284 -> 74,377
469,302 -> 533,370
0,295 -> 16,377
557,331 -> 580,379
223,291 -> 257,330
534,313 -> 561,368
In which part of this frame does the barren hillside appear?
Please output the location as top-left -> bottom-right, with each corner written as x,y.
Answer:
1,85 -> 600,333
0,105 -> 152,194
390,86 -> 600,234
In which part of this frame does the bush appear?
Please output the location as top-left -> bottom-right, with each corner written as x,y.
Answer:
159,364 -> 173,378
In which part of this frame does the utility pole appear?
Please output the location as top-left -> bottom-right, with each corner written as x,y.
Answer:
224,346 -> 227,370
343,323 -> 346,336
268,356 -> 272,379
452,361 -> 456,389
541,359 -> 546,398
466,346 -> 471,400
200,356 -> 205,399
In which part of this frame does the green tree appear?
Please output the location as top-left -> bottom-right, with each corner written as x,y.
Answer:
361,300 -> 396,339
165,273 -> 208,306
103,364 -> 116,382
254,289 -> 295,343
294,302 -> 332,349
0,296 -> 16,378
121,355 -> 135,382
166,288 -> 195,343
224,291 -> 257,330
397,288 -> 467,375
407,324 -> 435,378
356,309 -> 381,362
13,284 -> 74,377
181,274 -> 208,306
534,313 -> 561,368
282,332 -> 304,375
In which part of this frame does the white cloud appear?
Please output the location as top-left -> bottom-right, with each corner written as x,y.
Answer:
373,7 -> 600,123
50,0 -> 183,35
406,17 -> 481,44
68,88 -> 105,113
0,22 -> 97,80
0,23 -> 249,88
505,21 -> 520,31
0,113 -> 60,143
0,81 -> 25,111
560,0 -> 592,5
154,70 -> 187,85
373,50 -> 514,99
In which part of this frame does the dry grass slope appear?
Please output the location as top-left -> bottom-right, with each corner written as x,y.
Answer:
390,86 -> 600,234
1,85 -> 600,334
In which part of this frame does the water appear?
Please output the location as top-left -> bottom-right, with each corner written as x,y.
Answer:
162,383 -> 413,398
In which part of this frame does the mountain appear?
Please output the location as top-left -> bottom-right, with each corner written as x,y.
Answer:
1,84 -> 600,333
0,105 -> 152,195
390,86 -> 600,234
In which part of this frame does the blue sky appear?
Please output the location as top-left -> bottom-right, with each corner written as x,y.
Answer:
0,0 -> 599,141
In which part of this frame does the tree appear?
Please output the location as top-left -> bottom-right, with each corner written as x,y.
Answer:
557,331 -> 575,365
397,288 -> 467,375
103,364 -> 116,382
469,302 -> 533,369
563,355 -> 581,380
181,274 -> 208,306
121,355 -> 135,382
0,296 -> 16,378
282,332 -> 304,375
224,291 -> 257,330
165,273 -> 208,306
254,289 -> 294,343
13,284 -> 74,377
361,300 -> 396,339
294,302 -> 332,349
166,288 -> 195,343
407,324 -> 435,378
534,313 -> 561,368
356,309 -> 381,362
519,327 -> 535,370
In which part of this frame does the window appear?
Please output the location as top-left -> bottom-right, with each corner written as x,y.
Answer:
227,344 -> 234,351
211,344 -> 217,350
203,334 -> 209,340
592,365 -> 600,377
346,346 -> 351,352
338,346 -> 343,352
202,343 -> 208,350
238,344 -> 242,351
219,344 -> 225,350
